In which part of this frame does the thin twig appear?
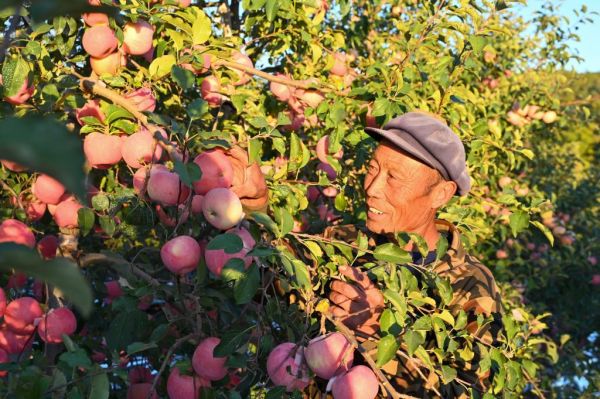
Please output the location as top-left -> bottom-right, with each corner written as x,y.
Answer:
215,59 -> 315,90
149,333 -> 197,399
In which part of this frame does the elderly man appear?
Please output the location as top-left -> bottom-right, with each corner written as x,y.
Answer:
322,111 -> 503,398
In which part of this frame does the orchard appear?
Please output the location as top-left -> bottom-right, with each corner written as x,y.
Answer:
0,0 -> 598,398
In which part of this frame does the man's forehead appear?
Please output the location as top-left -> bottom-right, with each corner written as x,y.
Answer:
370,141 -> 430,171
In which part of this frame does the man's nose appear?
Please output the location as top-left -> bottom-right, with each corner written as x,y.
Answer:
364,172 -> 385,198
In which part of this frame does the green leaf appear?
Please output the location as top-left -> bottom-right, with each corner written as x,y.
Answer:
531,221 -> 554,246
412,315 -> 432,331
126,342 -> 158,355
250,212 -> 280,237
234,263 -> 260,304
186,98 -> 209,120
171,66 -> 195,90
98,216 -> 115,237
383,289 -> 407,323
278,250 -> 311,290
149,54 -> 176,79
59,349 -> 92,369
376,335 -> 399,367
173,158 -> 202,188
106,310 -> 150,351
213,326 -> 252,357
88,372 -> 109,399
91,194 -> 109,211
468,35 -> 486,55
440,365 -> 457,384
372,98 -> 390,117
509,211 -> 530,237
435,277 -> 453,305
0,244 -> 93,316
78,208 -> 95,237
192,10 -> 212,44
265,0 -> 280,21
374,243 -> 412,263
0,116 -> 87,201
1,56 -> 30,97
334,192 -> 347,211
206,233 -> 243,253
404,330 -> 424,356
329,102 -> 346,123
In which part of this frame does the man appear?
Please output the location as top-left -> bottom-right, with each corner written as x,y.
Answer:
324,111 -> 503,397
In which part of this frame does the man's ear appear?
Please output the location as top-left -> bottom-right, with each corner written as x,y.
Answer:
431,180 -> 457,208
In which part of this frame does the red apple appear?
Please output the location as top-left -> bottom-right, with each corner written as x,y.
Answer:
82,12 -> 109,26
166,367 -> 210,399
121,129 -> 164,169
53,198 -> 83,228
270,74 -> 294,102
82,25 -> 118,58
123,21 -> 154,56
591,274 -> 600,286
202,188 -> 243,230
316,135 -> 343,164
331,365 -> 379,399
266,342 -> 310,392
37,235 -> 59,259
37,307 -> 77,344
84,132 -> 123,168
0,288 -> 5,318
542,111 -> 557,124
0,219 -> 36,248
229,51 -> 253,85
127,383 -> 158,399
147,170 -> 191,206
192,337 -> 228,381
4,297 -> 43,334
330,53 -> 347,76
90,51 -> 123,76
160,235 -> 201,275
3,78 -> 34,105
0,325 -> 31,355
192,149 -> 234,194
304,332 -> 354,379
132,164 -> 169,197
124,87 -> 156,112
204,226 -> 255,277
1,160 -> 27,172
32,174 -> 66,205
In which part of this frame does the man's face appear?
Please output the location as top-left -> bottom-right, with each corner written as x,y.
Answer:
364,141 -> 439,234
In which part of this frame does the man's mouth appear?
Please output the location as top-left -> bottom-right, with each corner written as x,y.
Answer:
368,207 -> 384,215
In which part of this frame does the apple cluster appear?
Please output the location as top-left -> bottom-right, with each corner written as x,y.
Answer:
266,332 -> 379,398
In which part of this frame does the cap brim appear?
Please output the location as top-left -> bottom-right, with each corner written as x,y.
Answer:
364,127 -> 449,180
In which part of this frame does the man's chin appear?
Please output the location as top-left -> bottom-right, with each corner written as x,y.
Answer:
366,219 -> 390,234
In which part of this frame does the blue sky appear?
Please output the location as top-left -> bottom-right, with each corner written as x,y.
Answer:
516,0 -> 599,72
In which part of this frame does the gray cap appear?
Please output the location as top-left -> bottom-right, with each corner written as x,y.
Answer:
364,112 -> 470,196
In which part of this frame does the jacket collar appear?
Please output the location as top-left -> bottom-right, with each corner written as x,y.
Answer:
432,219 -> 466,271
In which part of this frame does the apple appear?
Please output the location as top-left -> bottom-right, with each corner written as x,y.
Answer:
4,297 -> 43,334
193,337 -> 228,381
330,52 -> 347,76
587,256 -> 598,266
166,367 -> 210,399
317,162 -> 337,180
204,226 -> 255,276
0,219 -> 36,248
0,288 -> 5,318
82,25 -> 118,58
82,12 -> 109,26
53,198 -> 83,228
297,90 -> 324,108
591,274 -> 600,286
127,383 -> 158,399
37,307 -> 77,344
270,74 -> 294,102
1,159 -> 27,172
542,111 -> 557,124
4,78 -> 34,105
104,281 -> 123,304
201,75 -> 227,107
84,132 -> 123,168
123,21 -> 154,55
331,365 -> 379,399
180,46 -> 212,75
266,342 -> 310,392
229,51 -> 253,85
316,135 -> 343,164
132,164 -> 169,196
0,325 -> 31,354
76,100 -> 105,125
121,128 -> 164,169
498,176 -> 512,188
192,149 -> 234,195
147,170 -> 191,206
32,174 -> 66,205
160,235 -> 201,275
191,195 -> 204,215
90,51 -> 123,76
128,366 -> 153,383
37,235 -> 59,259
304,332 -> 354,379
202,188 -> 243,230
496,249 -> 508,259
124,87 -> 156,112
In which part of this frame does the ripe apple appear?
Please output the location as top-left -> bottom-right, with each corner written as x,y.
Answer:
297,90 -> 324,108
104,281 -> 123,304
0,219 -> 36,248
304,332 -> 354,379
127,383 -> 158,399
160,235 -> 201,275
591,274 -> 600,286
128,366 -> 153,383
229,51 -> 253,85
133,164 -> 169,197
4,297 -> 43,334
317,162 -> 337,180
3,78 -> 34,105
204,226 -> 255,277
498,176 -> 512,188
37,307 -> 77,344
331,365 -> 379,399
121,128 -> 164,169
192,149 -> 234,194
180,46 -> 212,75
37,235 -> 59,259
32,174 -> 66,205
200,75 -> 227,107
266,342 -> 310,392
53,198 -> 83,228
124,87 -> 156,112
76,99 -> 105,125
82,12 -> 109,26
0,325 -> 31,354
316,135 -> 343,164
166,367 -> 210,399
90,51 -> 124,76
1,159 -> 27,172
123,21 -> 154,55
84,132 -> 123,168
191,195 -> 204,215
330,52 -> 347,76
192,337 -> 228,381
270,74 -> 294,102
0,288 -> 5,318
587,256 -> 598,266
82,25 -> 118,58
202,188 -> 243,230
147,170 -> 191,206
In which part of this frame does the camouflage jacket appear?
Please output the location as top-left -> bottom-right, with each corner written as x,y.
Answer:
304,219 -> 503,399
